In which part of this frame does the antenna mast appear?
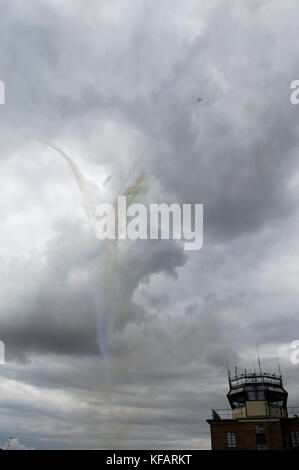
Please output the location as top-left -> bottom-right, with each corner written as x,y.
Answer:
256,343 -> 262,375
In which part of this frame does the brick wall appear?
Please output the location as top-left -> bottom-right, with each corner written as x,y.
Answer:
208,420 -> 286,450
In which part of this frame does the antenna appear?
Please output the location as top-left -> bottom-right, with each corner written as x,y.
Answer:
225,354 -> 231,384
256,343 -> 262,375
277,355 -> 282,377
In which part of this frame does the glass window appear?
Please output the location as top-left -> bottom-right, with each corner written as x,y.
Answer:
255,424 -> 265,434
291,431 -> 299,447
226,432 -> 236,448
232,401 -> 245,408
271,400 -> 283,407
248,391 -> 265,400
255,425 -> 266,450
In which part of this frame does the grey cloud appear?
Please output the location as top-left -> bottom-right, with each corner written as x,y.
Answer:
0,0 -> 299,450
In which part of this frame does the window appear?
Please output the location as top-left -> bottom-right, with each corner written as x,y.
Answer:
248,391 -> 265,400
257,391 -> 265,400
232,400 -> 245,408
291,431 -> 299,448
255,424 -> 265,433
226,432 -> 236,448
271,400 -> 283,407
255,424 -> 267,450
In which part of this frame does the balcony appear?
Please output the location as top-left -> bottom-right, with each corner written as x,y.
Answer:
210,406 -> 299,420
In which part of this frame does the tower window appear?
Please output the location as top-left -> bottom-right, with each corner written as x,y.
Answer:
255,424 -> 267,450
248,391 -> 265,400
270,400 -> 283,407
226,432 -> 236,448
291,431 -> 299,447
255,424 -> 265,433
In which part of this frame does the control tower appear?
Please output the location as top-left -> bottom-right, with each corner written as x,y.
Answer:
207,368 -> 299,450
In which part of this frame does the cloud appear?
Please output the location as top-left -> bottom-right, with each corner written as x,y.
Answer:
0,0 -> 299,450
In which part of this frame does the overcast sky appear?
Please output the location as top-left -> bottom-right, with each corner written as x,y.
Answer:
1,0 -> 299,450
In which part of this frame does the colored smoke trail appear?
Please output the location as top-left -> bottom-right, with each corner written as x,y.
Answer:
28,136 -> 149,361
29,98 -> 202,446
29,98 -> 201,360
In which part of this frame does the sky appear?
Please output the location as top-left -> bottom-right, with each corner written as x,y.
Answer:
0,0 -> 299,450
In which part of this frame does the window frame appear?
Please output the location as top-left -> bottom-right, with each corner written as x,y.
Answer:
255,424 -> 265,434
226,431 -> 237,448
291,431 -> 299,448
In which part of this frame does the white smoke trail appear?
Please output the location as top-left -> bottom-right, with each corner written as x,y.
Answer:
25,137 -> 98,230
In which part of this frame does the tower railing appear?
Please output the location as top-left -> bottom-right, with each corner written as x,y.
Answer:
210,406 -> 299,420
229,372 -> 283,390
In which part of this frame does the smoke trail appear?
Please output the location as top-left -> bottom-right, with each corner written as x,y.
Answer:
27,96 -> 202,448
124,172 -> 149,205
28,97 -> 202,356
102,175 -> 112,187
25,137 -> 97,230
27,136 -> 139,360
27,137 -> 117,365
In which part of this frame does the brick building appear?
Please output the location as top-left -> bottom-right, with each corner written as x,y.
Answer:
207,369 -> 299,450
